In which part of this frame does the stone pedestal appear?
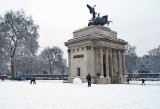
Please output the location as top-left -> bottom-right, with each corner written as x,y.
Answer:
65,25 -> 127,84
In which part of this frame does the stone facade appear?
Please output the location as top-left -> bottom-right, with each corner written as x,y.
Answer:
65,25 -> 128,84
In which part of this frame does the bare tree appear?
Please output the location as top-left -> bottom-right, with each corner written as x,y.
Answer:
0,10 -> 39,79
0,26 -> 10,75
56,59 -> 67,79
40,46 -> 63,74
125,44 -> 138,73
148,45 -> 160,73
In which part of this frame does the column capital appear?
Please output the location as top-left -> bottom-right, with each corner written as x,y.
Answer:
108,48 -> 112,52
94,46 -> 108,51
86,46 -> 92,50
121,49 -> 125,52
94,46 -> 105,50
67,49 -> 71,53
117,49 -> 121,52
104,47 -> 109,50
112,48 -> 117,52
105,48 -> 109,52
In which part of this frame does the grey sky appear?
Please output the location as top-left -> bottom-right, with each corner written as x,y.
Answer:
0,0 -> 160,59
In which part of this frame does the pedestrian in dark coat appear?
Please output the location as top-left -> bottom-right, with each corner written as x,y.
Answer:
30,77 -> 36,84
142,79 -> 145,85
127,78 -> 129,84
86,73 -> 91,87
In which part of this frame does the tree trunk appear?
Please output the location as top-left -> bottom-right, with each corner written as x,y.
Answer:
11,56 -> 15,80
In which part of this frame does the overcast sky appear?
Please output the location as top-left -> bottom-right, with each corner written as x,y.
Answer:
0,0 -> 160,59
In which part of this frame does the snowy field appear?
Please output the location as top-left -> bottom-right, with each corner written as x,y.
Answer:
0,80 -> 160,109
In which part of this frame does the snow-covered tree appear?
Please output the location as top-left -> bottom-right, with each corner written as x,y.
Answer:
56,59 -> 67,79
40,46 -> 63,74
125,44 -> 138,73
148,45 -> 160,73
0,10 -> 39,79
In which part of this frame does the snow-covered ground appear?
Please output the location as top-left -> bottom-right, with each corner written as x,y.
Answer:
0,80 -> 160,109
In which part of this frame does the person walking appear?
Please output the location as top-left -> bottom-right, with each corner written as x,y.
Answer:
127,78 -> 130,84
30,76 -> 36,84
32,77 -> 36,84
142,79 -> 145,85
86,73 -> 91,87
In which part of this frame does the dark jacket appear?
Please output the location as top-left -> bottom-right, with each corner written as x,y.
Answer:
86,74 -> 91,80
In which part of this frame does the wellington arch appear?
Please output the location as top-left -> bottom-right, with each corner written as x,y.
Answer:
64,4 -> 128,84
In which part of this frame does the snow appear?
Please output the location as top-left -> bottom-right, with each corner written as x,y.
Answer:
0,80 -> 160,109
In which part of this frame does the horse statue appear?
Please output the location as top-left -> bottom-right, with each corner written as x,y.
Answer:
88,15 -> 113,26
86,4 -> 113,26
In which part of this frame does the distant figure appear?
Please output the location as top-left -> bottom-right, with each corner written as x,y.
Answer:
30,77 -> 36,84
86,73 -> 91,87
127,78 -> 130,84
142,79 -> 145,85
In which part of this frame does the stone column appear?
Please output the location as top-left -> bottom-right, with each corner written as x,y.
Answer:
105,49 -> 109,78
122,50 -> 125,75
100,48 -> 104,78
109,49 -> 113,80
93,47 -> 97,77
118,50 -> 123,76
67,49 -> 71,82
86,46 -> 95,79
112,49 -> 117,75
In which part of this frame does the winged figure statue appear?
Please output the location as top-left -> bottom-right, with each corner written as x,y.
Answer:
86,4 -> 113,26
86,4 -> 96,21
